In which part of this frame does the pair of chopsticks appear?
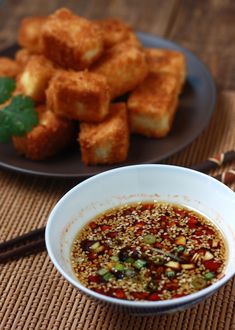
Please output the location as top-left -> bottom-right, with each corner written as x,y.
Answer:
0,150 -> 235,264
0,228 -> 45,263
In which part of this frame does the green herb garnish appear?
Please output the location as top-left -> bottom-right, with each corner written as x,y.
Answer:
204,272 -> 215,280
103,272 -> 115,281
0,95 -> 38,142
0,77 -> 16,104
133,259 -> 147,269
165,270 -> 176,278
143,234 -> 156,245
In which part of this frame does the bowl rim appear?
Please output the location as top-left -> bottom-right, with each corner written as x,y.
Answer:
46,164 -> 235,308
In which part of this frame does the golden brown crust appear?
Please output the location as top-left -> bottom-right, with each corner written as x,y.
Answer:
92,42 -> 148,99
17,55 -> 56,102
15,48 -> 33,67
0,57 -> 20,78
41,8 -> 104,70
127,72 -> 179,137
145,48 -> 187,92
46,70 -> 111,122
79,102 -> 129,165
18,16 -> 47,53
12,105 -> 75,160
96,18 -> 141,49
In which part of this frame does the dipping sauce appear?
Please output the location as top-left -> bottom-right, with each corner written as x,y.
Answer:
71,202 -> 226,301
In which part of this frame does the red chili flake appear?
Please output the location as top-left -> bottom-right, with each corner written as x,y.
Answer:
161,233 -> 173,243
204,260 -> 221,271
194,229 -> 204,236
187,217 -> 198,229
93,288 -> 105,294
151,266 -> 164,277
88,275 -> 101,283
142,204 -> 152,211
141,245 -> 149,251
135,221 -> 145,228
122,209 -> 132,216
112,289 -> 127,299
87,252 -> 97,260
132,292 -> 149,300
167,221 -> 176,228
100,225 -> 111,231
197,248 -> 206,255
205,227 -> 214,235
159,219 -> 167,228
136,229 -> 144,235
106,231 -> 118,238
89,222 -> 97,229
172,293 -> 186,298
148,293 -> 160,301
153,242 -> 163,249
164,282 -> 179,291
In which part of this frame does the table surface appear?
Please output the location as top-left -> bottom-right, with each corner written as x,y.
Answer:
0,1 -> 235,329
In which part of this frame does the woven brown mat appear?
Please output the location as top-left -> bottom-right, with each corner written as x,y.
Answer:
0,91 -> 235,330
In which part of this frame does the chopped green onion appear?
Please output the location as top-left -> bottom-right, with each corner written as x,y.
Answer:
191,277 -> 206,289
103,272 -> 115,281
125,257 -> 135,264
204,272 -> 215,280
152,257 -> 164,265
165,270 -> 176,278
175,246 -> 185,253
97,268 -> 109,276
133,259 -> 147,269
90,242 -> 100,250
143,234 -> 156,245
110,256 -> 119,262
114,263 -> 125,271
125,269 -> 136,278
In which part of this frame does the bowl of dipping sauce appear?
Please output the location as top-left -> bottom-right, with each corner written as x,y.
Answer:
45,165 -> 235,315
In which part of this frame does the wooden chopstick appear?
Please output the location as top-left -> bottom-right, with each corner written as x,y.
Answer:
0,161 -> 235,264
0,238 -> 45,263
191,150 -> 235,173
0,227 -> 45,251
214,169 -> 235,185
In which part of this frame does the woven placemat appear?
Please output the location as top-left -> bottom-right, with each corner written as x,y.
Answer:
0,91 -> 235,330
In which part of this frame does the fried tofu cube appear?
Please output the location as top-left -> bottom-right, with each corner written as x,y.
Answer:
12,105 -> 75,160
145,48 -> 187,92
0,57 -> 20,78
18,16 -> 47,53
15,48 -> 32,67
46,70 -> 110,122
127,73 -> 179,138
96,18 -> 141,49
92,42 -> 148,99
79,103 -> 129,165
17,55 -> 56,102
41,8 -> 104,70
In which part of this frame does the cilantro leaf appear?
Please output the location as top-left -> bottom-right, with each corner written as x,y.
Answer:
0,95 -> 38,143
0,77 -> 16,104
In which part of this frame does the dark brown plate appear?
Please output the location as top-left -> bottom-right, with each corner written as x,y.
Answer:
0,33 -> 216,179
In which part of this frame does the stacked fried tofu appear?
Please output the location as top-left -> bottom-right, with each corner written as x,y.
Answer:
0,7 -> 187,164
127,49 -> 186,138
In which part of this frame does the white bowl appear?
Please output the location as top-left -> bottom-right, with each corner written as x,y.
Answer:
45,165 -> 235,315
